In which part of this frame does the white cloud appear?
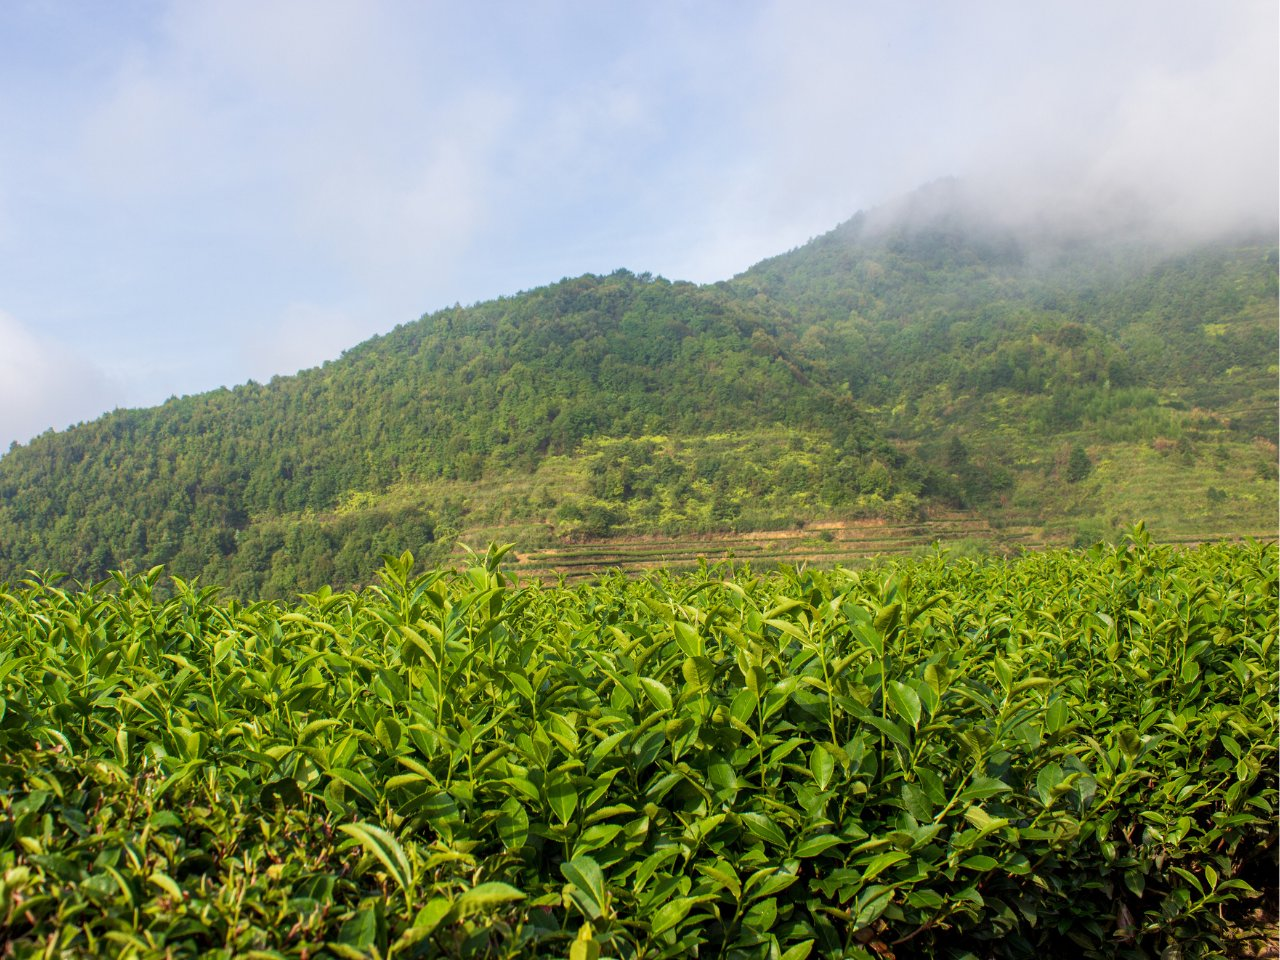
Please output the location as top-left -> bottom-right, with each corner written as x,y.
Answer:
69,1 -> 524,305
682,0 -> 1278,272
78,57 -> 211,201
0,310 -> 122,451
1082,17 -> 1278,236
292,86 -> 517,292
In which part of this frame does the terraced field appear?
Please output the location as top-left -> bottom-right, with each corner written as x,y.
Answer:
472,503 -> 1276,584
481,513 -> 1043,583
422,432 -> 1278,585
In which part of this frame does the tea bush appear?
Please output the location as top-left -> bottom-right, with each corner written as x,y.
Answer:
0,530 -> 1274,958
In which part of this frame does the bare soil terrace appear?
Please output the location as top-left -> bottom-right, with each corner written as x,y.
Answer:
454,510 -> 1278,584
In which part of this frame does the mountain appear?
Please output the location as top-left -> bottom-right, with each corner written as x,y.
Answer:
734,184 -> 1277,433
1,183 -> 1275,594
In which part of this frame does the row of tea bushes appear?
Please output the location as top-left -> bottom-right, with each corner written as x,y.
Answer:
0,531 -> 1275,957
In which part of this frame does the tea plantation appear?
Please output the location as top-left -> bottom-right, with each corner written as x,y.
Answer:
0,529 -> 1274,958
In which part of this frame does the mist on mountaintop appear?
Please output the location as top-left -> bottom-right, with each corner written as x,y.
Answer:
833,174 -> 1276,264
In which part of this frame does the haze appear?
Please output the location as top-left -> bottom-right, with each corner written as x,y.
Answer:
0,0 -> 1275,452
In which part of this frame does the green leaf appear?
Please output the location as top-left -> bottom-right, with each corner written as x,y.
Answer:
764,617 -> 806,641
900,781 -> 932,821
923,662 -> 951,694
497,800 -> 529,850
340,822 -> 414,898
761,676 -> 800,721
860,850 -> 909,884
1171,865 -> 1205,894
147,871 -> 182,901
649,896 -> 697,937
740,812 -> 787,847
863,714 -> 911,749
547,774 -> 579,826
258,778 -> 303,810
851,884 -> 893,930
456,881 -> 525,917
570,928 -> 602,960
959,777 -> 1012,801
1116,724 -> 1141,758
1035,762 -> 1065,806
504,668 -> 536,701
809,743 -> 836,790
336,902 -> 380,949
638,676 -> 673,713
574,823 -> 623,858
413,898 -> 454,936
681,655 -> 715,693
907,888 -> 945,910
854,622 -> 885,657
744,868 -> 798,900
561,855 -> 607,920
664,714 -> 694,745
151,758 -> 206,802
793,834 -> 845,858
993,656 -> 1013,693
391,925 -> 437,954
1045,699 -> 1070,733
763,597 -> 806,620
589,729 -> 629,770
872,602 -> 901,636
673,620 -> 703,658
743,896 -> 777,931
695,861 -> 742,901
916,765 -> 946,805
779,940 -> 815,960
504,776 -> 541,804
634,846 -> 679,893
1124,869 -> 1146,897
730,687 -> 759,724
331,767 -> 378,805
375,717 -> 403,752
887,680 -> 922,729
962,806 -> 1010,839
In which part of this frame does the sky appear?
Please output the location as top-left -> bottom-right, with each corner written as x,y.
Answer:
0,0 -> 1276,452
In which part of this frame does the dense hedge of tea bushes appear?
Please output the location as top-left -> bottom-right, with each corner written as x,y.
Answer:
0,532 -> 1275,958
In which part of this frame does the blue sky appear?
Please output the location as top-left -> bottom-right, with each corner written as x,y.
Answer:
1,0 -> 1275,451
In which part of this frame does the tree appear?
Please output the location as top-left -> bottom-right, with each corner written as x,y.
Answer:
1066,445 -> 1093,483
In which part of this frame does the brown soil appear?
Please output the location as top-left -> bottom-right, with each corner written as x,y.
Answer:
1222,903 -> 1278,958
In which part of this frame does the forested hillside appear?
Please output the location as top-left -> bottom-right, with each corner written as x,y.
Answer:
0,183 -> 1275,595
735,184 -> 1277,441
0,273 -> 930,592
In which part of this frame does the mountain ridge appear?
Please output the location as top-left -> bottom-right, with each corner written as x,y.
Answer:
1,183 -> 1275,594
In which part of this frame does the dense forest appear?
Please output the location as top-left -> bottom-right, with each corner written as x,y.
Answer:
0,182 -> 1275,595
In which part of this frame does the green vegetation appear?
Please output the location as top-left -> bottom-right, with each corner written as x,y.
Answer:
559,432 -> 926,541
0,182 -> 1275,593
0,274 -> 919,594
1,534 -> 1275,957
